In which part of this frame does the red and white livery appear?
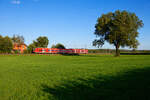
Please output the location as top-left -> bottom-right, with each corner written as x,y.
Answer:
33,48 -> 88,54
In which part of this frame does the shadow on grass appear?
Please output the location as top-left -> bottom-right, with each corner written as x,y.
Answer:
41,67 -> 150,100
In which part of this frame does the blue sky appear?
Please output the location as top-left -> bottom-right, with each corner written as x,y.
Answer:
0,0 -> 150,49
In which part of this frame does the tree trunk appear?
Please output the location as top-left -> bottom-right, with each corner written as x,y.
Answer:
115,45 -> 120,57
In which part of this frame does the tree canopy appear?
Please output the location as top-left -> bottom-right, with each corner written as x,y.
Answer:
12,34 -> 25,44
34,36 -> 49,48
0,35 -> 13,53
27,36 -> 49,53
93,10 -> 143,56
51,43 -> 66,49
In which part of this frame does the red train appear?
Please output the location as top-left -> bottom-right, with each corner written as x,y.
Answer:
33,48 -> 88,54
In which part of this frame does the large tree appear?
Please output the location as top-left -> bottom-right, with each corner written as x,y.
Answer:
93,10 -> 143,56
34,36 -> 49,48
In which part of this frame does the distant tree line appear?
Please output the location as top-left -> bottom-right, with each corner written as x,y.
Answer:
0,34 -> 66,54
0,34 -> 25,53
88,49 -> 150,55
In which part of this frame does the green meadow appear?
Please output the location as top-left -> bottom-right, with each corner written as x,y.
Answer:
0,55 -> 150,100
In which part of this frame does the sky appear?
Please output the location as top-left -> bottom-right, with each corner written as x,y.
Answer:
0,0 -> 150,50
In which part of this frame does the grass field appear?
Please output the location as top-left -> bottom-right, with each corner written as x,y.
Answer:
0,55 -> 150,100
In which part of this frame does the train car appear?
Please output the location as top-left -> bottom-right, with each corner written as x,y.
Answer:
72,49 -> 88,54
33,48 -> 88,54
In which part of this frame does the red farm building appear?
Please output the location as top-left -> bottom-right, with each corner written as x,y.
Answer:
13,43 -> 27,53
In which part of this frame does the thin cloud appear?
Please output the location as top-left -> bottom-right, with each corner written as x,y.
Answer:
11,0 -> 21,5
